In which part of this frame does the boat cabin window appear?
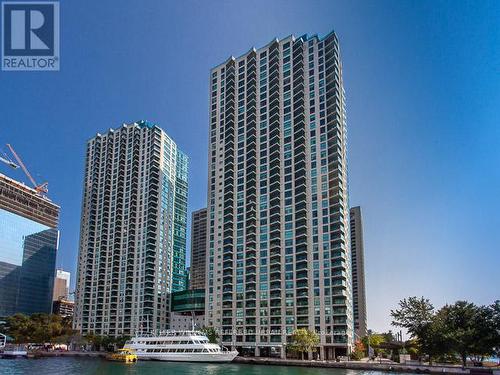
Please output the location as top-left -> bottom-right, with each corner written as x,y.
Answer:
142,345 -> 219,354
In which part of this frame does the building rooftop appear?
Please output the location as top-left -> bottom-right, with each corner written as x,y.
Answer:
211,30 -> 337,71
0,172 -> 60,228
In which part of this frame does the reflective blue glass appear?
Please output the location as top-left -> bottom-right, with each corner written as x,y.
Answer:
0,208 -> 58,316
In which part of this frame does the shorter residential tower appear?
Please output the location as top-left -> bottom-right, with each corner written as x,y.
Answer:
350,206 -> 367,338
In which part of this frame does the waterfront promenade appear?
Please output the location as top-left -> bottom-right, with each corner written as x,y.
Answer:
234,357 -> 500,375
22,351 -> 500,375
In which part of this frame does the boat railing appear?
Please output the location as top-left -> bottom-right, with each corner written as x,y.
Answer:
133,330 -> 206,338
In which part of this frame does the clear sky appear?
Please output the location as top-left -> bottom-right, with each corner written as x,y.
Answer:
1,0 -> 499,333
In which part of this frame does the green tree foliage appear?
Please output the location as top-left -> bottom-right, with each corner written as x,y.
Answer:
391,297 -> 434,339
391,297 -> 445,362
391,297 -> 500,366
84,333 -> 130,352
490,301 -> 500,357
361,333 -> 391,357
366,333 -> 386,348
83,333 -> 102,350
1,314 -> 130,352
2,313 -> 74,344
417,310 -> 449,363
405,340 -> 419,357
351,340 -> 366,360
113,335 -> 131,350
439,301 -> 499,366
200,326 -> 219,344
289,328 -> 320,360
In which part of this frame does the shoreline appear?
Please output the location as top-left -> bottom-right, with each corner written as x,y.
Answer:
233,357 -> 500,375
16,351 -> 500,375
26,351 -> 105,359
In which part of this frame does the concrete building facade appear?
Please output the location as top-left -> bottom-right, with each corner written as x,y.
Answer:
53,298 -> 74,318
190,208 -> 208,289
53,269 -> 71,301
204,32 -> 353,359
74,121 -> 188,336
350,206 -> 367,339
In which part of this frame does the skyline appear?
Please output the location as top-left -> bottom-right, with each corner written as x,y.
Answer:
0,0 -> 499,334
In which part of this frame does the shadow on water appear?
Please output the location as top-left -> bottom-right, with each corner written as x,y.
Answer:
1,357 -> 412,375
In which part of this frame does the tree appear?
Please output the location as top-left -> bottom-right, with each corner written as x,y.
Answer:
68,333 -> 87,351
362,332 -> 390,357
2,313 -> 74,345
391,297 -> 443,362
417,310 -> 448,364
490,301 -> 500,358
82,334 -> 129,352
391,297 -> 435,339
364,333 -> 386,348
289,329 -> 319,360
351,340 -> 366,360
113,336 -> 130,350
439,301 -> 499,367
100,336 -> 116,352
405,339 -> 420,359
3,313 -> 31,343
84,333 -> 103,351
392,297 -> 500,367
200,326 -> 219,344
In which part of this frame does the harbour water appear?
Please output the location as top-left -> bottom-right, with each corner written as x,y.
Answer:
1,357 -> 415,375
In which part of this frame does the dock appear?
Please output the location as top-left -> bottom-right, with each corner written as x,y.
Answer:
234,357 -> 500,375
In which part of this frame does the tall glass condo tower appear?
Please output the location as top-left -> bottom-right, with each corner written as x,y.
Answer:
74,121 -> 188,336
205,31 -> 353,359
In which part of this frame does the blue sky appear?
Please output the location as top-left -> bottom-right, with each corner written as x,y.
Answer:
0,0 -> 498,333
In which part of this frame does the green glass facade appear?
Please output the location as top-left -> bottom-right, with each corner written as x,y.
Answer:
172,150 -> 189,292
171,289 -> 205,313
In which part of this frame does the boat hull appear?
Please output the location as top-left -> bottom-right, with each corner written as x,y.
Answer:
136,351 -> 238,363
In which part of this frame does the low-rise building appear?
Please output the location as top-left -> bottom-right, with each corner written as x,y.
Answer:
53,298 -> 74,318
170,289 -> 205,330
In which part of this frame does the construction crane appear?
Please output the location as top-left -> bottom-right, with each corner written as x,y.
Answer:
0,148 -> 18,169
6,143 -> 48,195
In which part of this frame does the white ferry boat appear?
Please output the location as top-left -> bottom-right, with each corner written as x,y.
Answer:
123,330 -> 238,362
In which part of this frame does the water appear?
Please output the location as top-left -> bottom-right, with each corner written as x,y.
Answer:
1,357 -> 413,375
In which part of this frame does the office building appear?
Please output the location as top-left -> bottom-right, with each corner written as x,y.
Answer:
170,289 -> 205,330
185,266 -> 191,289
53,298 -> 74,318
53,269 -> 71,301
350,206 -> 367,338
204,31 -> 352,359
190,208 -> 208,289
74,121 -> 188,336
0,173 -> 59,316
